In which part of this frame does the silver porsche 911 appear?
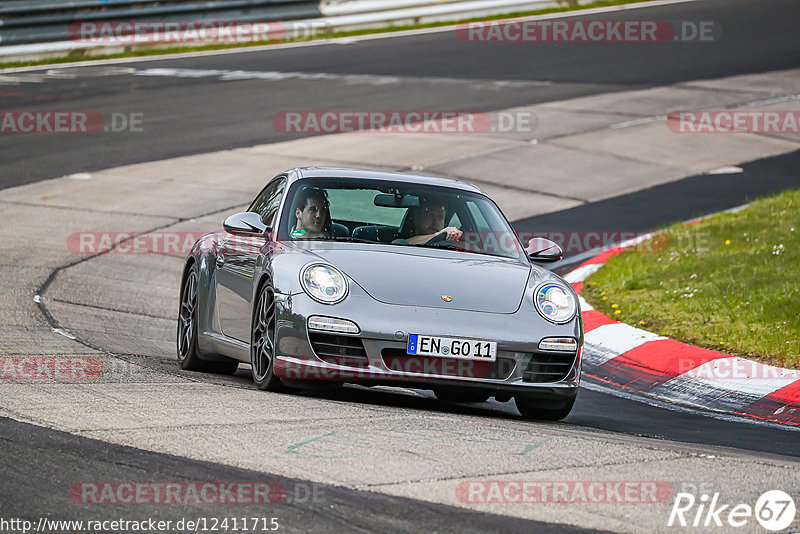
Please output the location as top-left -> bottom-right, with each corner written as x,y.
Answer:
177,167 -> 582,420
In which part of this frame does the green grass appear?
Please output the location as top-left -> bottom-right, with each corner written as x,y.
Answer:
584,189 -> 800,369
0,0 -> 655,69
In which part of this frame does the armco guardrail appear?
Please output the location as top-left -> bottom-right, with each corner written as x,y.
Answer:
0,0 -> 584,62
0,0 -> 322,46
319,0 -> 467,15
316,0 -> 574,31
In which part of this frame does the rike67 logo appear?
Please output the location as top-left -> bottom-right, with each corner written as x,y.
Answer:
668,490 -> 796,531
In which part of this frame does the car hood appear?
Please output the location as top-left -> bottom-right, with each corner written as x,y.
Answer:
297,243 -> 531,313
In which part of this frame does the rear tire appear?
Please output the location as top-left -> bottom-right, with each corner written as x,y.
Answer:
434,387 -> 490,403
177,264 -> 239,375
515,395 -> 575,421
251,282 -> 286,391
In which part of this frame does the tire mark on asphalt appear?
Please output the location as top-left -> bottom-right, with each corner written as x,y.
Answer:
49,297 -> 174,321
34,202 -> 247,354
0,198 -> 172,219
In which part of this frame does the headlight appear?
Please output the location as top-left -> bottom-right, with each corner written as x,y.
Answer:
534,283 -> 577,324
301,264 -> 348,304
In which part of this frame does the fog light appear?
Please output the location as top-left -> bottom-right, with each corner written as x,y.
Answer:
308,316 -> 360,334
538,337 -> 578,352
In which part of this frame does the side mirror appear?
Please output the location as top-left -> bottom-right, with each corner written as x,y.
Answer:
223,212 -> 270,236
526,237 -> 563,263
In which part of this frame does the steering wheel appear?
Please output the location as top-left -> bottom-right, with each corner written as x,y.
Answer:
425,230 -> 465,248
425,232 -> 448,245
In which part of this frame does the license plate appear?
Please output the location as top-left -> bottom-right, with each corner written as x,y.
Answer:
407,334 -> 497,361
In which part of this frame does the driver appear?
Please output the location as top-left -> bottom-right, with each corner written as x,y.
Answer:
405,197 -> 463,244
291,187 -> 331,239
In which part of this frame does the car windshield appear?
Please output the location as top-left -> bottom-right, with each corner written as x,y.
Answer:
278,178 -> 525,260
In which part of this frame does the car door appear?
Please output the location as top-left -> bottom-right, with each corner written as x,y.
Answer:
215,177 -> 286,341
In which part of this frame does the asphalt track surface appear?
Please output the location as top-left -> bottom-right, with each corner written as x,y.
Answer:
2,0 -> 800,529
1,416 -> 602,534
0,0 -> 799,189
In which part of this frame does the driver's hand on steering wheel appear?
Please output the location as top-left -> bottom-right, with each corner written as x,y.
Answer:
437,226 -> 463,241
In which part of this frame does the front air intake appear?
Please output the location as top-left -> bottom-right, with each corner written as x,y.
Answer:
309,333 -> 369,368
522,351 -> 577,383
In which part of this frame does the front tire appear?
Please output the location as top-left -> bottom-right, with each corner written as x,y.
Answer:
251,282 -> 285,391
515,395 -> 575,421
177,264 -> 239,375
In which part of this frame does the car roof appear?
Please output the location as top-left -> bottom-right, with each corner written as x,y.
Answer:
289,167 -> 486,195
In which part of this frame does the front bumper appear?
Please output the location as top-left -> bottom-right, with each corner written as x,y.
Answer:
272,289 -> 581,396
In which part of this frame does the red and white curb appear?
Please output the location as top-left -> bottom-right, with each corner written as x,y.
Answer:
565,232 -> 800,427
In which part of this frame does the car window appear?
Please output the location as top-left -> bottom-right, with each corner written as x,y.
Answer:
327,188 -> 404,227
278,178 -> 525,260
249,177 -> 286,227
466,201 -> 491,233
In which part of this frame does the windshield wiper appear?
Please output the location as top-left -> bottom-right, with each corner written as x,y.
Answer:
410,242 -> 467,251
330,236 -> 379,244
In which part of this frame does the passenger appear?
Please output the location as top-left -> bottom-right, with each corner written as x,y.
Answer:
291,187 -> 331,239
405,197 -> 463,244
